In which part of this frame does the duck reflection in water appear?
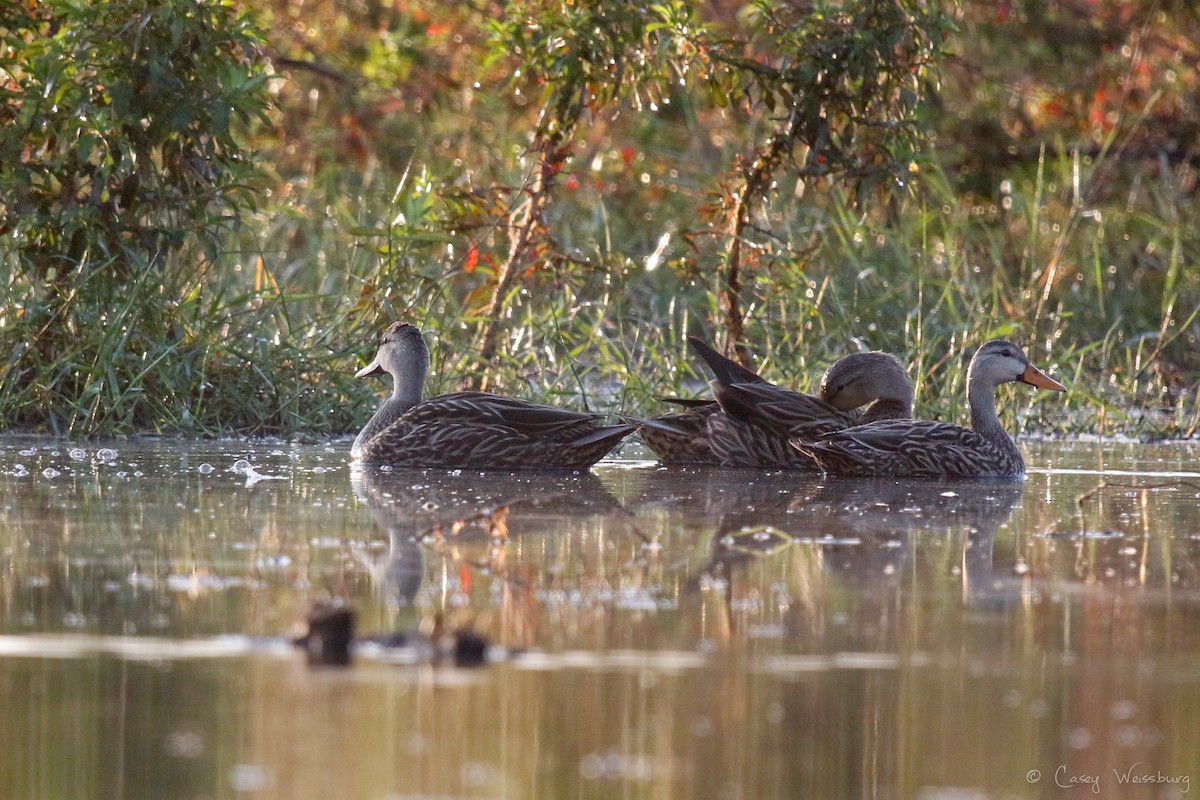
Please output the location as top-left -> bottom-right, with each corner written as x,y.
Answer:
781,478 -> 1024,596
338,465 -> 629,660
350,463 -> 624,544
671,473 -> 1026,646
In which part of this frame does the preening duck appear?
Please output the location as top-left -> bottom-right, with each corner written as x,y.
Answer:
705,345 -> 914,468
639,337 -> 913,468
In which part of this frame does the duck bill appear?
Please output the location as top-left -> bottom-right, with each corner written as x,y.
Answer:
1022,363 -> 1066,392
355,357 -> 385,379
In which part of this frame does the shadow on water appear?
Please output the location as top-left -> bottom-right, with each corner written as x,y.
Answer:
1,437 -> 1199,799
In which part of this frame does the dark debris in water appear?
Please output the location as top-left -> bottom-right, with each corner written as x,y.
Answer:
293,602 -> 491,669
293,601 -> 355,666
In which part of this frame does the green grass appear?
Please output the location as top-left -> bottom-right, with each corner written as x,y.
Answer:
3,1 -> 1198,442
3,136 -> 1198,441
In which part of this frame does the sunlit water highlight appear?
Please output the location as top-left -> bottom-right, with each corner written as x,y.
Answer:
1,436 -> 1198,799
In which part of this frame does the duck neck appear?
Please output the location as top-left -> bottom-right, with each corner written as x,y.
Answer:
967,375 -> 1005,439
967,374 -> 1024,469
389,357 -> 425,408
351,359 -> 425,458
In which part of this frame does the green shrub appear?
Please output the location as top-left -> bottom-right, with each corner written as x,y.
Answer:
0,0 -> 273,434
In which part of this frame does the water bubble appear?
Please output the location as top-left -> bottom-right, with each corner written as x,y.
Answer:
228,458 -> 283,486
68,448 -> 87,461
460,762 -> 492,787
165,730 -> 206,759
96,448 -> 118,462
42,468 -> 60,479
579,754 -> 604,780
198,463 -> 214,475
690,716 -> 716,737
228,764 -> 269,792
1111,699 -> 1137,720
1067,727 -> 1092,749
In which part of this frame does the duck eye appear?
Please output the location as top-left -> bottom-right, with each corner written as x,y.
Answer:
1000,348 -> 1013,358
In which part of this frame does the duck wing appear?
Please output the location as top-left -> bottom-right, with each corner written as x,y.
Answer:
713,381 -> 859,439
794,420 -> 1024,478
355,391 -> 635,469
638,402 -> 721,464
706,411 -> 820,469
657,396 -> 718,410
359,419 -> 634,469
687,336 -> 766,385
415,391 -> 607,434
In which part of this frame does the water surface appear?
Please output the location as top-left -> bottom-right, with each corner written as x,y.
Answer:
1,437 -> 1198,799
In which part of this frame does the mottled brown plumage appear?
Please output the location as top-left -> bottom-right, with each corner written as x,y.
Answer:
352,322 -> 636,469
706,349 -> 914,468
636,398 -> 724,464
637,341 -> 766,464
794,340 -> 1066,479
638,338 -> 914,468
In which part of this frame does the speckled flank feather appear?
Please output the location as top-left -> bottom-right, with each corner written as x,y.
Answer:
793,340 -> 1066,479
356,407 -> 638,469
352,323 -> 636,469
795,418 -> 1025,478
706,412 -> 831,468
637,402 -> 722,464
637,338 -> 770,465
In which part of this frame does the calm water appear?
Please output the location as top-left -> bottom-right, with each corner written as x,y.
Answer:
1,437 -> 1199,799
